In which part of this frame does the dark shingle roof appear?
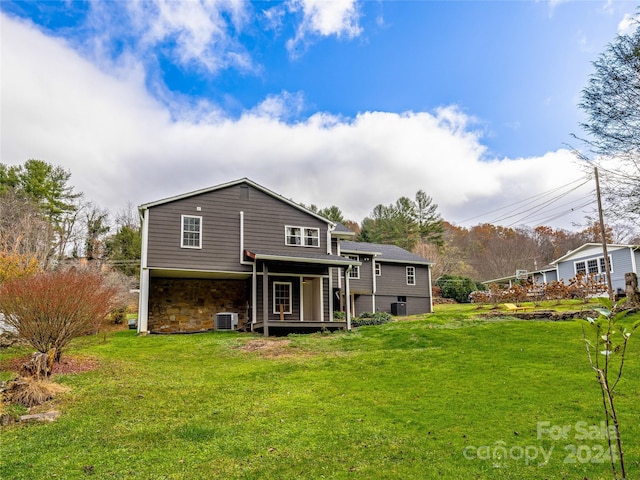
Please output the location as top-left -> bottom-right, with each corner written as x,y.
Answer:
332,222 -> 356,236
340,240 -> 432,265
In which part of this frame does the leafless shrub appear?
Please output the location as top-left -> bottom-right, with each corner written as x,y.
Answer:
0,268 -> 120,363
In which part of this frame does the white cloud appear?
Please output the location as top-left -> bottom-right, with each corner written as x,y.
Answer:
617,13 -> 637,36
251,91 -> 306,120
83,0 -> 254,75
286,0 -> 363,55
0,13 -> 589,230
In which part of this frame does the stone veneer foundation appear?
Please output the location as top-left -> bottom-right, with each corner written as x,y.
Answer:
148,278 -> 248,333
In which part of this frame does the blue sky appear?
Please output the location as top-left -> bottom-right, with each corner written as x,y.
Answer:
0,1 -> 636,231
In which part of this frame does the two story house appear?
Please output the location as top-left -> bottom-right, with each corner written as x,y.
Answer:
137,178 -> 433,336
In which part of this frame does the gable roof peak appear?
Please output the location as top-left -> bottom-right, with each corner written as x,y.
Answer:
138,177 -> 334,225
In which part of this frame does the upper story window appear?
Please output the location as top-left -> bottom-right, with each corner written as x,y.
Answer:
348,255 -> 360,279
406,266 -> 416,285
181,215 -> 202,249
285,226 -> 320,247
375,263 -> 381,276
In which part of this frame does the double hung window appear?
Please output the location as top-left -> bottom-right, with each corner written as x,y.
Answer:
181,215 -> 202,249
273,282 -> 292,314
407,266 -> 416,285
348,255 -> 360,279
574,256 -> 612,276
285,226 -> 320,247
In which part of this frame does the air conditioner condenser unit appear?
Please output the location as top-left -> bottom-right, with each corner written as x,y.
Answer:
215,312 -> 239,330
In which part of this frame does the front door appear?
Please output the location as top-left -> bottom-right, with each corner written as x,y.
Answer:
302,277 -> 322,321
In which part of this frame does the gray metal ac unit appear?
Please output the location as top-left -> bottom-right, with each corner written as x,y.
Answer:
215,312 -> 238,330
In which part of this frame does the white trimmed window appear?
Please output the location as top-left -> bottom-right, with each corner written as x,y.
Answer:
407,266 -> 416,285
285,226 -> 320,247
273,282 -> 292,314
375,263 -> 381,276
574,256 -> 612,276
181,215 -> 202,249
348,255 -> 360,279
304,228 -> 319,247
599,257 -> 608,273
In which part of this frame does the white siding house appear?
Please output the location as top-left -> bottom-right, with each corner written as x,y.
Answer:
551,243 -> 639,296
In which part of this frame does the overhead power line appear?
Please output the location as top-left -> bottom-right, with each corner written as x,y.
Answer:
457,176 -> 594,228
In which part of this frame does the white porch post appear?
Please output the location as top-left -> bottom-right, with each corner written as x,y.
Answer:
345,266 -> 352,331
138,269 -> 149,333
263,262 -> 269,337
328,269 -> 334,321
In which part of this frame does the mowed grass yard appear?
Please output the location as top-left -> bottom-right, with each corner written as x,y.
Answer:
1,303 -> 639,479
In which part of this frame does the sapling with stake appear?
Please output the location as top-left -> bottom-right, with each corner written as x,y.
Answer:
581,297 -> 640,480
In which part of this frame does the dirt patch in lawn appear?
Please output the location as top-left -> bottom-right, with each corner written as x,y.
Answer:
1,355 -> 100,376
235,339 -> 311,358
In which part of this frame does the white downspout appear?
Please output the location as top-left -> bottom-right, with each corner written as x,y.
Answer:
337,243 -> 343,290
137,208 -> 150,334
326,223 -> 334,255
372,257 -> 378,312
427,263 -> 434,313
239,211 -> 257,326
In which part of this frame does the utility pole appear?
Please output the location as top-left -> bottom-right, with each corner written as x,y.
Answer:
594,167 -> 614,300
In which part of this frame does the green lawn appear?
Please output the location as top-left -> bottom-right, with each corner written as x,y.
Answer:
1,303 -> 639,479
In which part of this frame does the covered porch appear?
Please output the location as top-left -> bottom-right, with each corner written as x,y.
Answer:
244,249 -> 359,336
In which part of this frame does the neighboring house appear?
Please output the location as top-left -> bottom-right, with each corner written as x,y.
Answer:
336,240 -> 433,317
551,243 -> 639,296
481,243 -> 639,296
483,266 -> 557,288
137,178 -> 433,336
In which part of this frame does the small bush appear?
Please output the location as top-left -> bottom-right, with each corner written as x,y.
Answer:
111,306 -> 128,324
352,311 -> 393,327
436,275 -> 483,303
0,268 -> 121,363
333,311 -> 346,320
469,291 -> 492,304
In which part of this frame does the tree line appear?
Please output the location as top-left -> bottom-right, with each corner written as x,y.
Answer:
3,158 -> 639,287
0,159 -> 141,281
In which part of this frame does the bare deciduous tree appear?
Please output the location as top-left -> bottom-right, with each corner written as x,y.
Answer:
0,269 -> 121,366
0,190 -> 53,266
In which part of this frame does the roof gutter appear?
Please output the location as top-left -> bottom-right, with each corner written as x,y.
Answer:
245,250 -> 360,267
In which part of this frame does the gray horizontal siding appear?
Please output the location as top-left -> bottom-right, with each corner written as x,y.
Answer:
376,263 -> 430,298
348,254 -> 374,293
375,295 -> 432,315
353,294 -> 375,316
146,183 -> 330,272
